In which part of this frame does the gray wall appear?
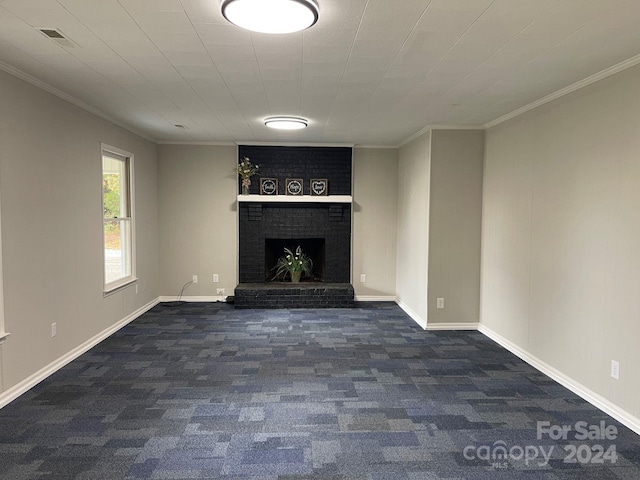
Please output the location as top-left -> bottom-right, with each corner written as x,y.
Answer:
396,133 -> 431,326
158,145 -> 400,300
0,70 -> 159,394
353,148 -> 398,298
395,129 -> 484,328
482,64 -> 640,419
427,130 -> 484,326
158,144 -> 238,299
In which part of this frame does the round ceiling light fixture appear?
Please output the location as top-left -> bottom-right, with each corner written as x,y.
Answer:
220,0 -> 319,34
264,116 -> 308,130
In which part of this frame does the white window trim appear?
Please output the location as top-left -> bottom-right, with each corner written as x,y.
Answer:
101,144 -> 137,294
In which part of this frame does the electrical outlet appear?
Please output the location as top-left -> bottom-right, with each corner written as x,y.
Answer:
51,322 -> 57,337
135,284 -> 139,294
436,298 -> 445,309
360,274 -> 366,283
213,274 -> 219,283
217,288 -> 225,296
611,360 -> 620,380
192,275 -> 198,284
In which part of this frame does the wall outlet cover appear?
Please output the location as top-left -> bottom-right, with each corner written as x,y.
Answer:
611,360 -> 620,380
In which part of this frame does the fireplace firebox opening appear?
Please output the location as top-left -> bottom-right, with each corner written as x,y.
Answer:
265,238 -> 325,282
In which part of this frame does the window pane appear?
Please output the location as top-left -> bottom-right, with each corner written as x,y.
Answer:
102,155 -> 128,219
104,219 -> 131,285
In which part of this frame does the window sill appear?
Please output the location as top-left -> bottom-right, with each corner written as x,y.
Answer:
103,278 -> 138,297
0,332 -> 10,345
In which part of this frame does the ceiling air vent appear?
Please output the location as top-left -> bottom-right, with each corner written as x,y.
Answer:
40,29 -> 65,39
38,28 -> 75,47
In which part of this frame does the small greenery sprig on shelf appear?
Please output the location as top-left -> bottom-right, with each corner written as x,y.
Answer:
272,246 -> 313,280
235,157 -> 259,190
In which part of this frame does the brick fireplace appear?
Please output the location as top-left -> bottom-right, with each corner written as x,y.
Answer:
238,203 -> 351,283
234,145 -> 354,308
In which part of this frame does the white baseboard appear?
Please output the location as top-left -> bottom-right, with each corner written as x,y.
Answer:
395,298 -> 427,329
426,322 -> 479,331
159,295 -> 227,303
355,295 -> 396,302
0,298 -> 159,409
478,324 -> 640,436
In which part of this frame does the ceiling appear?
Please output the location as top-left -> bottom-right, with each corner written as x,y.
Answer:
1,0 -> 639,146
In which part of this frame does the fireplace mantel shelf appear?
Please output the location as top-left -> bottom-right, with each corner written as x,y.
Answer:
237,195 -> 352,204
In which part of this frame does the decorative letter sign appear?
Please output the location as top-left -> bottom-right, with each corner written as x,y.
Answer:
310,178 -> 328,196
260,178 -> 278,195
286,178 -> 304,196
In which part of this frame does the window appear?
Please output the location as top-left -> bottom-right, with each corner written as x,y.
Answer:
102,145 -> 135,292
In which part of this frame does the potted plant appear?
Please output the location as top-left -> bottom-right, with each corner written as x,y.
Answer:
272,246 -> 313,283
235,157 -> 259,194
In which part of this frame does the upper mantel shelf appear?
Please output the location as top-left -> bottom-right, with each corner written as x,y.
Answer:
237,194 -> 352,204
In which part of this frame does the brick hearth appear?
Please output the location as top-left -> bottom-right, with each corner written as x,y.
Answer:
233,283 -> 355,309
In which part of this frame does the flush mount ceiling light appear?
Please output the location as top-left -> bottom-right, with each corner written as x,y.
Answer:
264,116 -> 308,130
220,0 -> 319,34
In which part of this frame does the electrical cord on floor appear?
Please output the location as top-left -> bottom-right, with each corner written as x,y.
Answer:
217,295 -> 234,304
160,280 -> 193,307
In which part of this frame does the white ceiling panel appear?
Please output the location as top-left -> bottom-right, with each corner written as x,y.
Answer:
0,0 -> 639,145
175,64 -> 224,80
476,0 -> 555,31
164,50 -> 213,67
303,45 -> 350,64
356,1 -> 427,31
303,27 -> 355,48
0,0 -> 72,27
442,23 -> 517,66
149,31 -> 207,54
129,10 -> 195,35
195,23 -> 252,46
252,33 -> 302,54
181,0 -> 226,24
598,0 -> 640,27
257,53 -> 301,72
315,0 -> 367,31
415,0 -> 494,34
117,0 -> 183,14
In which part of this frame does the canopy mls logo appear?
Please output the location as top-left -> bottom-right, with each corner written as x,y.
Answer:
463,441 -> 554,469
463,421 -> 619,469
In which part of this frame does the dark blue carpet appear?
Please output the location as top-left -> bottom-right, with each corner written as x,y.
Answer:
0,302 -> 638,479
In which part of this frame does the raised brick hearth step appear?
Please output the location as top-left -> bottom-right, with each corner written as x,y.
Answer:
234,283 -> 355,309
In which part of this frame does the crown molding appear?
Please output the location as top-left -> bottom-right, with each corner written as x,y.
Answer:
428,124 -> 485,130
354,144 -> 398,149
157,141 -> 237,146
399,124 -> 484,147
238,141 -> 355,148
484,53 -> 640,129
399,125 -> 431,147
0,61 -> 158,144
